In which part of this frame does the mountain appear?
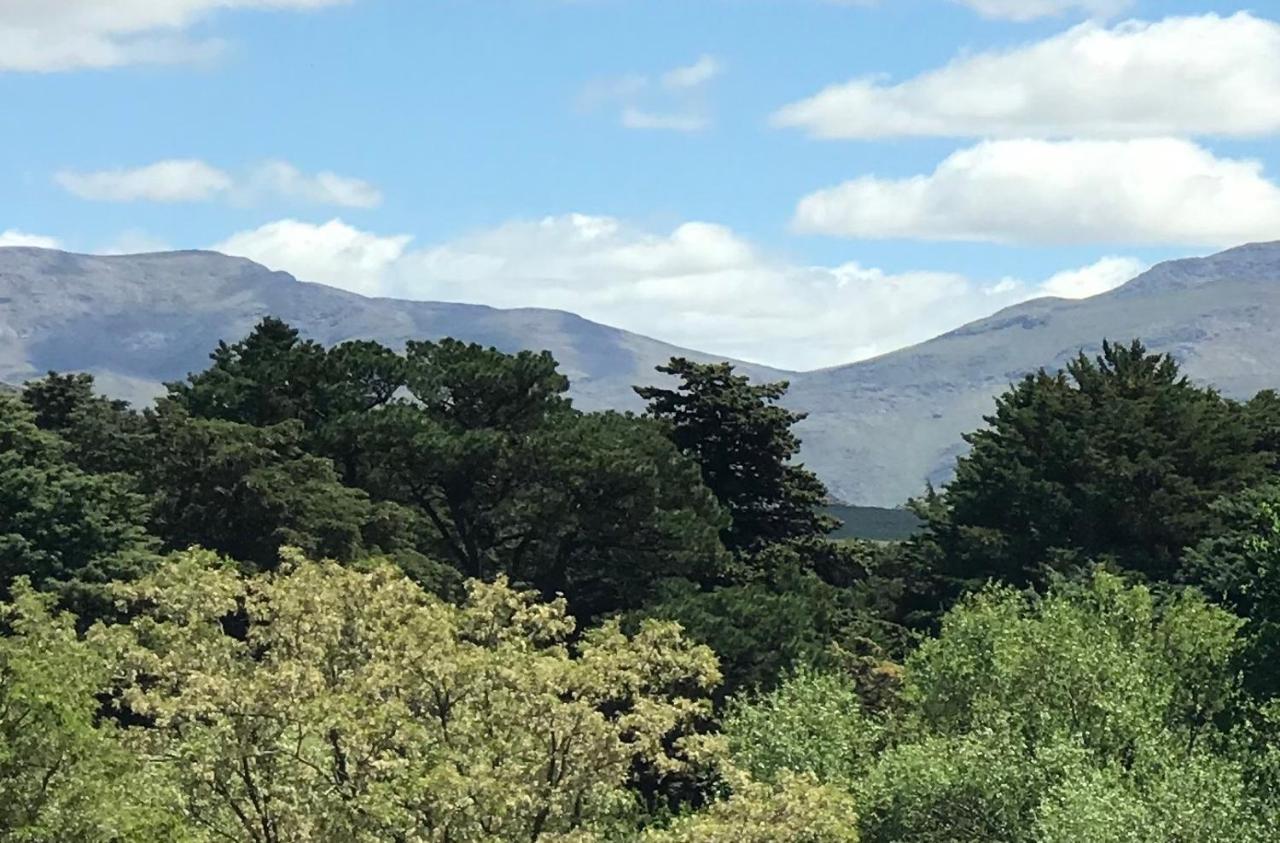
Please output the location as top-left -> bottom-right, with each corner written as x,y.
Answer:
3,242 -> 1279,506
785,241 -> 1280,504
0,247 -> 786,411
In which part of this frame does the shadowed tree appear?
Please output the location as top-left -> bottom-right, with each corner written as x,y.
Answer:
925,340 -> 1267,592
635,358 -> 836,555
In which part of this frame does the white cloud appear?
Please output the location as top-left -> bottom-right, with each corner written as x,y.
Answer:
55,159 -> 381,208
0,230 -> 61,249
210,214 -> 1145,369
621,109 -> 709,133
662,55 -> 723,89
245,161 -> 383,208
56,160 -> 234,202
952,0 -> 1130,21
793,138 -> 1280,246
773,13 -> 1280,139
581,55 -> 721,133
213,218 -> 411,296
1039,256 -> 1148,298
0,0 -> 350,72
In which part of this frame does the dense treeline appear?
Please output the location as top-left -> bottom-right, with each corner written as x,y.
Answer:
3,324 -> 1280,840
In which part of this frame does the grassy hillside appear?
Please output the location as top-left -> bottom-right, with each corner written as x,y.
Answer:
824,504 -> 922,541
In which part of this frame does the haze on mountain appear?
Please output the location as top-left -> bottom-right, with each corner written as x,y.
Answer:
1,241 -> 1278,505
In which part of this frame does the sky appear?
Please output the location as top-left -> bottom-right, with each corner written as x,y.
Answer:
2,0 -> 1279,371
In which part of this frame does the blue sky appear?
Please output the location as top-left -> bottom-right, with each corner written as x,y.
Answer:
2,0 -> 1279,369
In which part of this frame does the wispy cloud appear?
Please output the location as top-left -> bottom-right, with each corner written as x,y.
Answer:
55,159 -> 382,208
580,54 -> 723,133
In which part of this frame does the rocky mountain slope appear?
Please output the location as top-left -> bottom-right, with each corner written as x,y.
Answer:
0,247 -> 784,411
3,242 -> 1279,505
786,241 -> 1280,504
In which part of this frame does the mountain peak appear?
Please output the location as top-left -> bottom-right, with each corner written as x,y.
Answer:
1115,240 -> 1280,298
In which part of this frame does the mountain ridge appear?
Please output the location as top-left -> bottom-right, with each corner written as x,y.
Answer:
4,241 -> 1280,505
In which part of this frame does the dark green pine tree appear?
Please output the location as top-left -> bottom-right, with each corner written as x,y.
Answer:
164,316 -> 333,429
928,339 -> 1268,591
141,408 -> 377,570
0,392 -> 156,610
635,358 -> 836,554
22,372 -> 152,476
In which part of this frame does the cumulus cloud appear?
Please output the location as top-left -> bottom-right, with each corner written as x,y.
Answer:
211,214 -> 1145,369
1039,256 -> 1148,298
580,54 -> 722,133
0,230 -> 61,249
793,138 -> 1280,246
213,219 -> 411,296
55,159 -> 381,208
0,0 -> 350,72
952,0 -> 1130,21
773,13 -> 1280,139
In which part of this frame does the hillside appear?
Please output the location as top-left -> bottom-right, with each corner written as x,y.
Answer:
787,241 -> 1280,503
0,247 -> 786,411
3,242 -> 1280,505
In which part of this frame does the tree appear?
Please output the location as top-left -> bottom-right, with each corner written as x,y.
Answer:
636,359 -> 835,554
1182,482 -> 1280,698
354,345 -> 726,616
112,549 -> 722,841
719,571 -> 1275,842
642,770 -> 860,843
0,392 -> 155,607
142,408 -> 376,569
0,581 -> 183,841
22,372 -> 151,476
927,340 -> 1266,590
165,316 -> 332,429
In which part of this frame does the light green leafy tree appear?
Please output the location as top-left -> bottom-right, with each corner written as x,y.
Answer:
0,581 -> 185,842
642,768 -> 860,843
723,571 -> 1275,842
112,549 -> 722,842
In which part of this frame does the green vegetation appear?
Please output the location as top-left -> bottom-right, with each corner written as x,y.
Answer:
824,505 -> 921,541
4,324 -> 1280,840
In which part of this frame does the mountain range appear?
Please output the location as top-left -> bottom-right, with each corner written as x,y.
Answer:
2,242 -> 1278,505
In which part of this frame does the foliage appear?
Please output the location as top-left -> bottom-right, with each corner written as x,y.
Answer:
926,340 -> 1267,590
636,358 -> 836,554
111,549 -> 722,841
22,372 -> 152,476
722,668 -> 885,788
142,409 -> 377,569
0,392 -> 155,607
167,322 -> 729,619
0,581 -> 183,842
642,770 -> 860,843
1183,482 -> 1280,697
722,571 -> 1275,842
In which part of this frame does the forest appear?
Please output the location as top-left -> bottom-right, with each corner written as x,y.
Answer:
5,320 -> 1280,841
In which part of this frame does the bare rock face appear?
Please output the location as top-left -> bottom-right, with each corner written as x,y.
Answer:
3,241 -> 1279,506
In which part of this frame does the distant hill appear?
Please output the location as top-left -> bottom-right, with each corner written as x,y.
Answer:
825,505 -> 922,542
0,248 -> 785,411
4,242 -> 1280,505
785,241 -> 1280,504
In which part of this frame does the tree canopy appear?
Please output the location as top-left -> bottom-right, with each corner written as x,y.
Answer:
925,340 -> 1267,591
